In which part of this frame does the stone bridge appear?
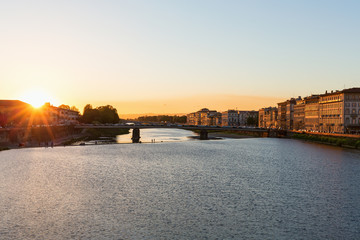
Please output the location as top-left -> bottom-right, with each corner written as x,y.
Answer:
75,125 -> 270,143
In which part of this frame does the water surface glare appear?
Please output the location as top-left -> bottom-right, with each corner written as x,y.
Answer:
1,135 -> 360,239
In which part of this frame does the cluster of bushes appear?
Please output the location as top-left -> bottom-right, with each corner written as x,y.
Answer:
293,133 -> 360,148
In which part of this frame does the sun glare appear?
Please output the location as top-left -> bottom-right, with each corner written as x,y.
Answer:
21,90 -> 55,108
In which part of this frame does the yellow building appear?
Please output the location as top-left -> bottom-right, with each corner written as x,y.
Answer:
304,95 -> 320,132
319,88 -> 360,133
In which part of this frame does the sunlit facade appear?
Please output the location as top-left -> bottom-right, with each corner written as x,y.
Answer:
260,87 -> 360,134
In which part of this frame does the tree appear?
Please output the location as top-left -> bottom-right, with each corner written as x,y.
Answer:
70,106 -> 79,112
80,104 -> 120,124
97,105 -> 120,123
59,104 -> 70,110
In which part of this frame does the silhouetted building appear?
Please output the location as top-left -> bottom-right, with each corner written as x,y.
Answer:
0,100 -> 33,127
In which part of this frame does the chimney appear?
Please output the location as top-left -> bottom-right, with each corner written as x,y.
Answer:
325,90 -> 328,94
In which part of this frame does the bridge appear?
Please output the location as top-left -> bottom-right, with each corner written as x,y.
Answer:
75,124 -> 270,143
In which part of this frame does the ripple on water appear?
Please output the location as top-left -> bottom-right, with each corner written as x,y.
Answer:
1,134 -> 360,239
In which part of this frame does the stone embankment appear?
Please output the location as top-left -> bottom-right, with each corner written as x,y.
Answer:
290,131 -> 360,149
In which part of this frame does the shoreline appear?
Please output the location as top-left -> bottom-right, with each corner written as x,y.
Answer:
208,132 -> 256,139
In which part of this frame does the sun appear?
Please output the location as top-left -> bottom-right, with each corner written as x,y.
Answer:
21,89 -> 55,108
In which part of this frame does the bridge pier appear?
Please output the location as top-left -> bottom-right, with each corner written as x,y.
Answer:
131,128 -> 141,143
199,129 -> 208,140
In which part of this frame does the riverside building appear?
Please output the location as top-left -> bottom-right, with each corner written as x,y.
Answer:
304,95 -> 320,132
186,108 -> 221,126
259,87 -> 360,134
258,107 -> 278,128
293,98 -> 305,130
222,110 -> 259,127
187,109 -> 258,127
319,88 -> 360,133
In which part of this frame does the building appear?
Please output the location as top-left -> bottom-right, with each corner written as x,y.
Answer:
293,97 -> 305,130
304,95 -> 320,132
222,110 -> 259,127
285,98 -> 297,130
259,87 -> 360,134
186,108 -> 221,126
207,111 -> 222,126
222,110 -> 239,126
258,108 -> 265,128
0,100 -> 33,127
319,88 -> 360,133
186,112 -> 197,125
42,103 -> 80,125
277,101 -> 287,130
259,107 -> 278,128
238,111 -> 259,126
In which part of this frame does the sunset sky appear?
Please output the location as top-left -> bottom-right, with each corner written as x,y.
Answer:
1,0 -> 359,115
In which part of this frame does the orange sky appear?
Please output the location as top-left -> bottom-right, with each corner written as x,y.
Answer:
77,94 -> 286,119
2,1 -> 358,117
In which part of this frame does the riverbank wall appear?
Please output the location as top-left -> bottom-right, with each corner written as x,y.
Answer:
0,126 -> 130,148
289,131 -> 360,149
0,126 -> 82,148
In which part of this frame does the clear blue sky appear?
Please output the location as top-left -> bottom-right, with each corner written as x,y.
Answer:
1,0 -> 359,113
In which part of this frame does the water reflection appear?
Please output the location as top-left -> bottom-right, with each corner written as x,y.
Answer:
116,128 -> 197,143
1,135 -> 360,239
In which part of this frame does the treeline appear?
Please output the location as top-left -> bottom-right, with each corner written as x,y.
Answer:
137,115 -> 187,123
79,104 -> 120,124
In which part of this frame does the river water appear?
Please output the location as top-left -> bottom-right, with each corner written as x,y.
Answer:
1,129 -> 360,239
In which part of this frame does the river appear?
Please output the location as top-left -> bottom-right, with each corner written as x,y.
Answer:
1,129 -> 359,239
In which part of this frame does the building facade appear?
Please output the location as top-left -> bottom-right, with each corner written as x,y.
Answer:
319,88 -> 360,133
304,95 -> 320,132
259,87 -> 360,134
277,101 -> 287,130
42,103 -> 80,125
293,98 -> 305,130
187,108 -> 221,126
258,107 -> 278,128
222,110 -> 239,126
